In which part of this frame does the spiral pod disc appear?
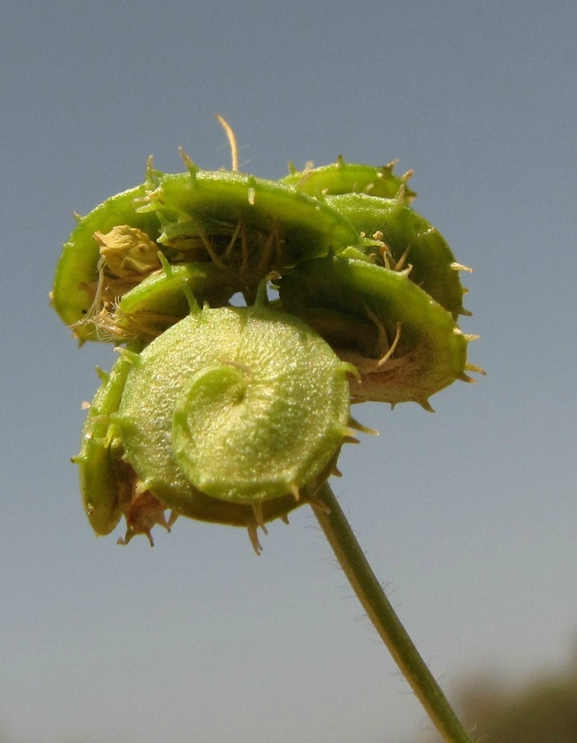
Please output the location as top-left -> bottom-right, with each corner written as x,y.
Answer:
114,300 -> 355,521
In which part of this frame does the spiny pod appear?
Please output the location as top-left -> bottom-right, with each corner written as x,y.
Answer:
78,290 -> 365,549
51,160 -> 362,343
73,353 -> 135,536
78,351 -> 306,548
325,193 -> 470,319
51,182 -> 163,341
53,124 -> 480,550
115,294 -> 357,505
139,167 -> 359,276
278,254 -> 477,409
280,157 -> 417,202
91,261 -> 238,343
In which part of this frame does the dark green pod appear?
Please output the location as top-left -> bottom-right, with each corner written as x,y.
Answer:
97,262 -> 238,343
279,254 -> 469,408
57,143 -> 480,547
51,184 -> 162,340
141,169 -> 359,270
73,355 -> 134,535
51,166 -> 362,343
280,158 -> 416,201
325,193 -> 467,318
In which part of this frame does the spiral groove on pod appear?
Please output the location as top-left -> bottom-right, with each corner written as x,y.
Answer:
75,297 -> 358,550
116,300 -> 355,504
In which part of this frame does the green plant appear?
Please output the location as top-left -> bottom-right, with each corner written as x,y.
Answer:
51,119 -> 483,742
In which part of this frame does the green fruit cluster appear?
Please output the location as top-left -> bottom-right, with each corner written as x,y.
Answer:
52,143 -> 480,549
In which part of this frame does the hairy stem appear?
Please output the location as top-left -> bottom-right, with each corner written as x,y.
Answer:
314,482 -> 474,743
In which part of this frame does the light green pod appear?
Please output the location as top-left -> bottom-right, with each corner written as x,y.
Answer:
279,254 -> 471,409
279,158 -> 416,201
51,165 -> 361,343
325,193 -> 467,318
73,355 -> 134,535
75,345 -> 329,546
140,169 -> 359,270
57,139 -> 480,552
98,262 -> 238,342
51,183 -> 162,340
115,300 -> 354,512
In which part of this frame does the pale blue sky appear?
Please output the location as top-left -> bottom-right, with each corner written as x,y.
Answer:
1,2 -> 576,742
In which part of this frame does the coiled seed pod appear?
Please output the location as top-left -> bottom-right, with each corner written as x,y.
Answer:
278,253 -> 473,409
76,294 -> 359,549
73,355 -> 134,536
280,157 -> 416,202
54,137 -> 480,548
94,261 -> 237,343
51,162 -> 361,343
51,183 -> 162,340
325,193 -> 468,319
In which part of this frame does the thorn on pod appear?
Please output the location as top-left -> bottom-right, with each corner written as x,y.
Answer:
95,366 -> 109,382
252,502 -> 268,531
182,283 -> 200,314
289,484 -> 301,502
247,524 -> 263,556
342,428 -> 361,444
348,417 -> 379,436
145,155 -> 156,185
465,363 -> 487,376
343,362 -> 361,382
457,372 -> 477,384
157,251 -> 173,277
115,347 -> 141,365
178,147 -> 199,180
450,262 -> 474,273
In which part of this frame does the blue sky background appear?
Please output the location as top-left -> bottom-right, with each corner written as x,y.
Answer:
1,2 -> 576,741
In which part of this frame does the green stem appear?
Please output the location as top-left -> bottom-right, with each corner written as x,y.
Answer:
314,482 -> 474,743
